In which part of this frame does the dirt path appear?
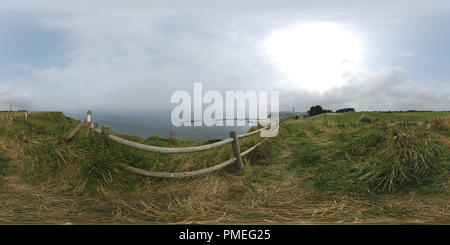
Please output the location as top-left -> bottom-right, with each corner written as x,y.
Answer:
279,137 -> 294,161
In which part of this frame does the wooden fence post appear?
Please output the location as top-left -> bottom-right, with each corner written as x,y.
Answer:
86,110 -> 92,136
8,104 -> 13,122
102,125 -> 111,135
93,122 -> 98,137
229,131 -> 243,170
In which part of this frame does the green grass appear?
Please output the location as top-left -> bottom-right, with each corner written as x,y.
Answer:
2,111 -> 264,194
0,110 -> 449,223
282,111 -> 450,195
356,126 -> 443,191
0,150 -> 12,176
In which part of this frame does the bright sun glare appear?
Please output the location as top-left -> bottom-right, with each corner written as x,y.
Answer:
264,23 -> 362,92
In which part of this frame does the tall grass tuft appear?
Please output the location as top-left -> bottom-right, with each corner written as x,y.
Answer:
357,125 -> 444,191
431,117 -> 450,133
71,134 -> 140,194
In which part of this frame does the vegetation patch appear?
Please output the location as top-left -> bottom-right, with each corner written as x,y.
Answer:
282,112 -> 449,196
0,150 -> 12,176
357,126 -> 443,191
0,111 -> 449,224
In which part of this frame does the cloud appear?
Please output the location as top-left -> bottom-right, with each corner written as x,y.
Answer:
0,92 -> 32,110
3,0 -> 450,113
278,67 -> 450,111
32,66 -> 64,84
22,9 -> 283,112
399,52 -> 417,58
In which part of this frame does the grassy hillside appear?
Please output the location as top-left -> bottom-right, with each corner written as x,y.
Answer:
0,111 -> 449,223
286,112 -> 450,191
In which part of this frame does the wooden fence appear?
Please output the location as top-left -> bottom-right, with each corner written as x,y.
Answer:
66,110 -> 280,178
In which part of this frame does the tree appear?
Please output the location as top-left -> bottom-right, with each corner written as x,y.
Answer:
336,108 -> 355,113
307,105 -> 324,116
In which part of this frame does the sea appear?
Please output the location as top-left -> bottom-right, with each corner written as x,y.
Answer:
64,110 -> 253,142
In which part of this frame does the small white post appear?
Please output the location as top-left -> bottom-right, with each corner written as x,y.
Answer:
87,110 -> 92,136
9,104 -> 13,122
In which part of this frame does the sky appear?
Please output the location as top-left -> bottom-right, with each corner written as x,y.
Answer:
1,0 -> 450,115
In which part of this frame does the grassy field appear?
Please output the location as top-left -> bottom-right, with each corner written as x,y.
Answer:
0,110 -> 449,224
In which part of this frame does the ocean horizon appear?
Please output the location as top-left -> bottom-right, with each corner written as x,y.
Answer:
64,110 -> 253,142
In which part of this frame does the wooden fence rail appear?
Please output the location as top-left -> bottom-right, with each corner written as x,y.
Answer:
123,157 -> 238,178
66,117 -> 88,141
108,134 -> 235,154
170,118 -> 263,139
67,110 -> 281,178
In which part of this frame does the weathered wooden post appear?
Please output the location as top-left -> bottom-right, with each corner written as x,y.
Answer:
93,122 -> 98,137
229,131 -> 243,170
101,125 -> 111,135
9,104 -> 13,122
170,127 -> 175,138
86,110 -> 92,136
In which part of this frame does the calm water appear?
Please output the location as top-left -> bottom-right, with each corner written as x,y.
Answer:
64,111 -> 252,142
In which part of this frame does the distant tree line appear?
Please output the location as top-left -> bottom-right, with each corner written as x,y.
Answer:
307,105 -> 331,116
336,108 -> 355,113
307,105 -> 323,116
379,110 -> 435,113
302,106 -> 449,117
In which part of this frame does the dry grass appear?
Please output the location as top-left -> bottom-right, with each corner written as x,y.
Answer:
111,171 -> 315,223
1,111 -> 450,224
356,125 -> 443,191
1,163 -> 449,224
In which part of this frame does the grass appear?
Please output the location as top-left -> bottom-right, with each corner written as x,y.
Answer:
356,125 -> 443,191
0,110 -> 449,224
288,112 -> 450,193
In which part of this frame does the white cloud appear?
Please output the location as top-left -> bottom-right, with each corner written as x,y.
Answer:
22,8 -> 283,112
2,0 -> 450,113
399,52 -> 417,57
0,92 -> 32,110
278,67 -> 450,111
32,66 -> 64,84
